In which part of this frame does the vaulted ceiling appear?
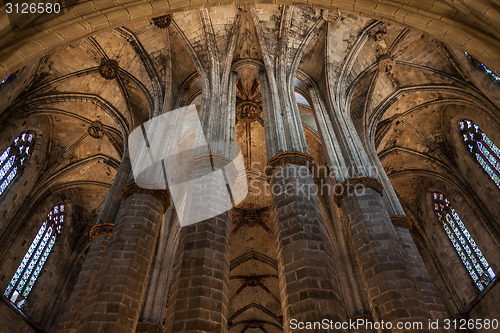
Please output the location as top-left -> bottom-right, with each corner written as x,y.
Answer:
1,3 -> 500,330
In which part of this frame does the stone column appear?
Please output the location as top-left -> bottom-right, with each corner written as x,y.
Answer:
163,9 -> 241,332
267,160 -> 346,329
255,9 -> 347,324
163,154 -> 233,333
340,184 -> 431,326
391,216 -> 450,325
317,18 -> 437,328
76,183 -> 169,333
54,152 -> 132,333
137,206 -> 179,333
362,123 -> 451,323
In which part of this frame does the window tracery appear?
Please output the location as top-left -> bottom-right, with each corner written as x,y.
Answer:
4,204 -> 65,308
433,193 -> 495,291
460,120 -> 500,189
0,131 -> 35,197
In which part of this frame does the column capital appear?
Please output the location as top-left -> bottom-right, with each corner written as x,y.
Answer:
187,153 -> 233,176
121,182 -> 170,212
334,176 -> 383,207
348,314 -> 373,321
390,215 -> 413,229
265,151 -> 314,177
136,322 -> 162,333
89,223 -> 115,239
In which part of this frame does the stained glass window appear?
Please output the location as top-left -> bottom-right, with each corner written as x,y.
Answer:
459,120 -> 500,189
465,52 -> 500,84
1,76 -> 9,85
0,131 -> 35,198
433,193 -> 495,291
3,204 -> 65,308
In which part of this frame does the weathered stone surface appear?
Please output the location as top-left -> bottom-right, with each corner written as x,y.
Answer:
271,165 -> 346,330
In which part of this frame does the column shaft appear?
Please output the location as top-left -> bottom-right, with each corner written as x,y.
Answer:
393,223 -> 450,324
77,193 -> 163,333
343,190 -> 431,326
164,165 -> 231,333
271,165 -> 346,332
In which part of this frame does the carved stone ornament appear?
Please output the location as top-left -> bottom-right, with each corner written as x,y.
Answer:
377,54 -> 395,74
321,9 -> 340,21
121,181 -> 171,212
390,215 -> 413,229
98,59 -> 119,80
88,121 -> 104,138
333,176 -> 384,207
89,223 -> 115,239
151,15 -> 172,29
265,151 -> 314,177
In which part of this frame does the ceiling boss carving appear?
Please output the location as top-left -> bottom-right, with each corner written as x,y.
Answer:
98,59 -> 119,80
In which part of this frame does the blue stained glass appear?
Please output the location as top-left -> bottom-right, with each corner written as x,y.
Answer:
0,156 -> 15,179
1,76 -> 9,84
0,167 -> 17,195
460,120 -> 500,189
475,154 -> 500,188
482,133 -> 500,160
434,192 -> 494,291
450,207 -> 490,269
443,223 -> 478,283
23,236 -> 56,298
480,63 -> 500,83
0,147 -> 10,166
0,131 -> 35,200
16,227 -> 52,292
478,142 -> 500,173
5,223 -> 47,293
445,214 -> 484,276
3,284 -> 14,297
4,204 -> 63,303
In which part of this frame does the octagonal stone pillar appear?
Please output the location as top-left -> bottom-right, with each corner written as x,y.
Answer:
76,183 -> 169,333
